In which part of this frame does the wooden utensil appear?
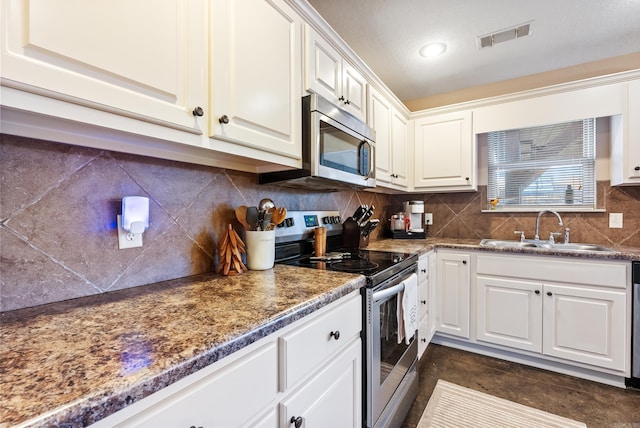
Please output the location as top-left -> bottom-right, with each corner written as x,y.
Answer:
266,207 -> 287,230
235,206 -> 250,229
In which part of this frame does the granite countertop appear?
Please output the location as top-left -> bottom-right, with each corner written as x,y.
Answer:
367,237 -> 640,261
0,265 -> 365,428
2,239 -> 638,427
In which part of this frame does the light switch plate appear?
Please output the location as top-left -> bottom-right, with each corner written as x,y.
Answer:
117,215 -> 143,249
609,213 -> 623,229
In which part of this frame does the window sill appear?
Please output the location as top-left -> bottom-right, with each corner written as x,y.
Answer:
481,208 -> 606,213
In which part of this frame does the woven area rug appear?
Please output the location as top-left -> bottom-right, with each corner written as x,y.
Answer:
418,380 -> 587,428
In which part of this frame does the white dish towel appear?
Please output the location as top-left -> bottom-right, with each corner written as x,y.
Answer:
401,273 -> 418,345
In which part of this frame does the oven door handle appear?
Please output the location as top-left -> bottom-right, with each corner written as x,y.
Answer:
373,282 -> 405,303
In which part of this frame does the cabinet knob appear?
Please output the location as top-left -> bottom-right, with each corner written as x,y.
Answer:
421,300 -> 427,304
547,291 -> 553,296
421,269 -> 427,273
344,99 -> 350,105
421,338 -> 427,343
462,260 -> 467,265
330,330 -> 341,340
635,166 -> 640,171
338,96 -> 345,102
192,106 -> 204,117
535,290 -> 540,295
465,177 -> 470,181
218,115 -> 229,124
290,416 -> 304,428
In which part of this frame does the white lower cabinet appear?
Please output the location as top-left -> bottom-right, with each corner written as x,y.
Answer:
543,283 -> 626,370
436,251 -> 471,339
279,340 -> 361,428
476,276 -> 542,353
91,292 -> 362,427
418,251 -> 436,358
475,254 -> 630,374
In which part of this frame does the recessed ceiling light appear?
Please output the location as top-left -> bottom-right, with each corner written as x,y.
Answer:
419,42 -> 447,58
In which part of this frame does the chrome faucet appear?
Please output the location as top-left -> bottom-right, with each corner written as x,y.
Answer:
534,210 -> 563,241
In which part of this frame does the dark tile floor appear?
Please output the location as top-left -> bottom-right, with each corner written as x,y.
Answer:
401,344 -> 640,428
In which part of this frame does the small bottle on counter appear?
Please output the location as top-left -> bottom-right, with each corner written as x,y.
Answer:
565,185 -> 574,204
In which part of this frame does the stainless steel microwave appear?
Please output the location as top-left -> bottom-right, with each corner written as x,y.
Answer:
259,94 -> 376,191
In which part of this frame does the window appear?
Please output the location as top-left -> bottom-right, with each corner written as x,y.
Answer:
485,119 -> 596,211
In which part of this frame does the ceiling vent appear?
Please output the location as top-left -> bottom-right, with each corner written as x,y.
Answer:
478,21 -> 533,49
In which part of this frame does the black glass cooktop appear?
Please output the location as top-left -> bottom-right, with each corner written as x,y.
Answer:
282,249 -> 415,277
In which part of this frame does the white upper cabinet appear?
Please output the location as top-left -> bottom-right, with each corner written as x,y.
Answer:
1,0 -> 206,134
611,79 -> 640,185
413,110 -> 476,192
210,0 -> 303,167
304,25 -> 367,121
369,86 -> 409,189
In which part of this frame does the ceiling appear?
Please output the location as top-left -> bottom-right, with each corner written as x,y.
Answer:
306,0 -> 640,104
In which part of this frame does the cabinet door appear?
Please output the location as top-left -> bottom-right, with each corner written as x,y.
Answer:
627,80 -> 640,181
342,61 -> 368,121
304,25 -> 341,103
476,276 -> 542,352
370,87 -> 393,184
543,284 -> 627,371
211,0 -> 302,163
436,252 -> 470,338
280,339 -> 361,428
1,0 -> 205,133
414,111 -> 475,191
391,108 -> 410,188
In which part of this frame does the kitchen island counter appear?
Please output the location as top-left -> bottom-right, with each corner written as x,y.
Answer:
0,265 -> 365,427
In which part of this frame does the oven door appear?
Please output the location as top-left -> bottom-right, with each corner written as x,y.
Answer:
367,267 -> 418,427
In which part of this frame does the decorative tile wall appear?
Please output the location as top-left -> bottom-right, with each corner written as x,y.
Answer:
0,135 -> 390,311
390,183 -> 640,247
3,134 -> 639,312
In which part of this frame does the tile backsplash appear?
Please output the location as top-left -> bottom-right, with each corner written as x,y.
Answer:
390,183 -> 640,247
0,135 -> 389,312
2,134 -> 639,312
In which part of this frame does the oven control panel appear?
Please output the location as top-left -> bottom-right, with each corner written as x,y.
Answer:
275,210 -> 342,242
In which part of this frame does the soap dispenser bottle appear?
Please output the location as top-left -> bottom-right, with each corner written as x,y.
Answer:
565,185 -> 574,204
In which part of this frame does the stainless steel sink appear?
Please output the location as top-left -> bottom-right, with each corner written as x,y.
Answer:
535,242 -> 619,253
479,239 -> 539,249
479,239 -> 619,253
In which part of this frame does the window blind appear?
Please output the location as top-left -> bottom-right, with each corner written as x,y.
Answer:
486,119 -> 596,210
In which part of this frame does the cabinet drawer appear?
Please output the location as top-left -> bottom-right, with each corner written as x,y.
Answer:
279,294 -> 361,390
105,341 -> 277,427
418,255 -> 429,279
476,254 -> 628,289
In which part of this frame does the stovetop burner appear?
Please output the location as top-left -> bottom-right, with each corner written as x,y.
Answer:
281,248 -> 416,285
330,259 -> 380,273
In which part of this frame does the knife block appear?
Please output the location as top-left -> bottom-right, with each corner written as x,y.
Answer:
341,217 -> 361,250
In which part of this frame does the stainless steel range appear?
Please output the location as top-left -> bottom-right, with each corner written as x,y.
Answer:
275,211 -> 419,428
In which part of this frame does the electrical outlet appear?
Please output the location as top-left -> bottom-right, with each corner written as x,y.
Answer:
609,213 -> 623,229
425,213 -> 433,225
117,215 -> 143,249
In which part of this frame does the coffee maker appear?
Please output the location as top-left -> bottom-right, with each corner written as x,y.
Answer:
404,201 -> 425,233
391,201 -> 427,239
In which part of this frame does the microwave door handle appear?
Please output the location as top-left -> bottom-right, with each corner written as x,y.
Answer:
358,140 -> 374,179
